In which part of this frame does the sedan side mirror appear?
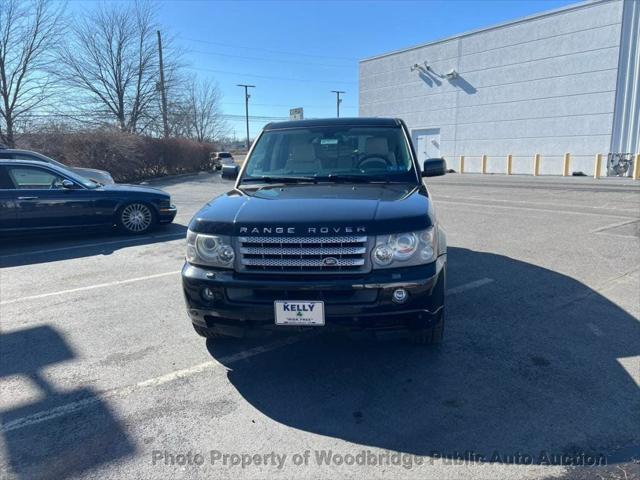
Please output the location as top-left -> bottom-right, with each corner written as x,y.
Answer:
422,158 -> 447,177
61,179 -> 76,189
221,164 -> 239,179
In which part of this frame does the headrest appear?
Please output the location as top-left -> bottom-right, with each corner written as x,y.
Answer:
290,142 -> 316,163
365,137 -> 389,156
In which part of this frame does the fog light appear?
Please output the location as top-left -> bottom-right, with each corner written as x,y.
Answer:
201,287 -> 216,302
392,288 -> 409,304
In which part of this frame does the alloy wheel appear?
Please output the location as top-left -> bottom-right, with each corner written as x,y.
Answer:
121,203 -> 152,233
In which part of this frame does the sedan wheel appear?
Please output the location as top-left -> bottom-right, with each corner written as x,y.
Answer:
119,203 -> 154,234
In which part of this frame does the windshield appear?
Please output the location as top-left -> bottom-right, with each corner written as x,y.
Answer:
241,126 -> 417,183
56,165 -> 100,188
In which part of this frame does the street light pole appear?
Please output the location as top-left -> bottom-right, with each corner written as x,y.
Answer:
237,84 -> 255,150
331,90 -> 345,118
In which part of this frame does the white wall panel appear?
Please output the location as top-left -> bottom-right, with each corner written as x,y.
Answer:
359,0 -> 627,176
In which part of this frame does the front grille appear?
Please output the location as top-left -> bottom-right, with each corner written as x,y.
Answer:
237,235 -> 370,274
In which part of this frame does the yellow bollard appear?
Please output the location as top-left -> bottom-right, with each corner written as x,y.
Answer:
594,153 -> 602,179
459,155 -> 465,174
533,153 -> 541,176
563,153 -> 570,176
506,154 -> 513,175
633,153 -> 640,180
481,154 -> 488,174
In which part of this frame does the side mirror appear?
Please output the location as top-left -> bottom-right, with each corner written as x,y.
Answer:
221,164 -> 239,179
61,179 -> 76,189
422,158 -> 446,177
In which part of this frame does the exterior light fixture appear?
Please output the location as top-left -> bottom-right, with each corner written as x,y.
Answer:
445,69 -> 459,79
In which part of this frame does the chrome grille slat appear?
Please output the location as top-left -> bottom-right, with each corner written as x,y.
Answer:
237,234 -> 370,274
240,246 -> 366,255
241,258 -> 365,267
239,236 -> 367,244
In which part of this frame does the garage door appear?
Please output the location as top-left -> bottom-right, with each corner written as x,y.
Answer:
412,128 -> 441,162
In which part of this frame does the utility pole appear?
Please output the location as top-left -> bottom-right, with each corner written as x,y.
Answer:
157,30 -> 169,138
331,90 -> 345,118
237,84 -> 255,150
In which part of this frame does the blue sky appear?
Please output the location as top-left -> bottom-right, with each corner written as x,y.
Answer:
74,0 -> 577,139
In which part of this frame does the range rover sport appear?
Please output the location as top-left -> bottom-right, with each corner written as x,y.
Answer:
181,118 -> 447,344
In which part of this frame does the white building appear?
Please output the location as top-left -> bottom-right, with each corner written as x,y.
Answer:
359,0 -> 639,176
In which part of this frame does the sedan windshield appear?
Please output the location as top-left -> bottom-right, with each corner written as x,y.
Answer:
241,126 -> 417,183
54,164 -> 100,188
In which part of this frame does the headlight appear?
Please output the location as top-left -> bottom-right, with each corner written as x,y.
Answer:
186,230 -> 235,268
372,227 -> 436,269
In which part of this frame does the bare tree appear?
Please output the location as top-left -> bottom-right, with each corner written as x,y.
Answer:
186,78 -> 229,143
56,1 -> 163,133
0,0 -> 65,146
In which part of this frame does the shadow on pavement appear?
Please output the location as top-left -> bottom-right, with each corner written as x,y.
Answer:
0,223 -> 187,268
0,326 -> 136,478
207,247 -> 640,466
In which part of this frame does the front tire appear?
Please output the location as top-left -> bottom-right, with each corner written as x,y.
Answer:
193,324 -> 222,338
410,308 -> 445,345
118,202 -> 156,234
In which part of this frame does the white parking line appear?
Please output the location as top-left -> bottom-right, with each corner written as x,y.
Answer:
437,199 -> 636,219
0,334 -> 306,433
447,278 -> 494,294
590,218 -> 639,239
435,194 -> 637,212
2,272 -> 495,306
0,233 -> 185,259
0,271 -> 181,306
0,278 -> 496,432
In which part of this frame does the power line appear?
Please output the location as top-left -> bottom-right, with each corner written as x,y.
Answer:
188,49 -> 353,69
221,101 -> 357,109
185,66 -> 356,85
222,113 -> 287,121
179,36 -> 357,62
19,112 -> 289,122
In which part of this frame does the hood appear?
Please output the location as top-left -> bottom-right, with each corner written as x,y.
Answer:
189,183 -> 434,236
99,183 -> 168,196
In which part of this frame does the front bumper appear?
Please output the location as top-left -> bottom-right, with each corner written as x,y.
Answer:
182,255 -> 446,336
158,205 -> 177,224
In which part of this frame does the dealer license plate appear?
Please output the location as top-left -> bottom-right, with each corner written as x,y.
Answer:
274,301 -> 325,326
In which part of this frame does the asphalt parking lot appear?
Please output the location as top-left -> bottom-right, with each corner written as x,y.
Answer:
1,172 -> 639,480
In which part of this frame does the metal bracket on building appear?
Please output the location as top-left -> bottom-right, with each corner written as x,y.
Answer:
410,61 -> 458,80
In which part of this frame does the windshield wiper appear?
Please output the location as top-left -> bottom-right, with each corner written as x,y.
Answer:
240,175 -> 318,184
318,174 -> 393,183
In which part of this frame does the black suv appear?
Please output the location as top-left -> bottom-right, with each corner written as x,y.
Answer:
182,118 -> 447,344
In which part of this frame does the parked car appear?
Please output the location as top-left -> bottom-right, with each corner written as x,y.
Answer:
0,145 -> 115,184
0,160 -> 176,235
211,151 -> 235,170
182,117 -> 447,344
220,162 -> 239,179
